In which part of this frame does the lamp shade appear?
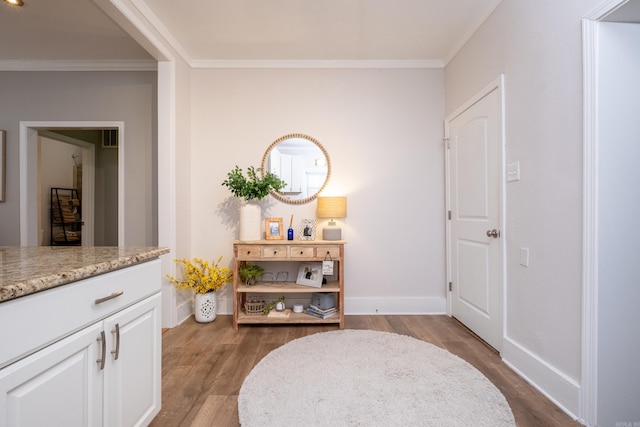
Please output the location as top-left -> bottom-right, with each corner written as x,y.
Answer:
317,197 -> 347,219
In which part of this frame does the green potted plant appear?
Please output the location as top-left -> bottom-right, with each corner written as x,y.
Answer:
166,257 -> 233,323
222,165 -> 286,202
222,165 -> 287,241
239,264 -> 264,286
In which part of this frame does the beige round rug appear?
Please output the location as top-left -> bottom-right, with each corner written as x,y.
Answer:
238,329 -> 515,426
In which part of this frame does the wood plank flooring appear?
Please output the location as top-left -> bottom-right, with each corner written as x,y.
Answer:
150,315 -> 581,427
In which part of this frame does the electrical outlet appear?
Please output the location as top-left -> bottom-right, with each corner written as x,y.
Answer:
507,162 -> 520,182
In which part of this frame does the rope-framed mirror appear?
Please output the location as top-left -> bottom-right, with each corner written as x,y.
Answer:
261,133 -> 331,205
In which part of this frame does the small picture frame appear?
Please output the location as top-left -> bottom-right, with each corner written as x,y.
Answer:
265,217 -> 284,240
298,219 -> 316,241
296,262 -> 323,288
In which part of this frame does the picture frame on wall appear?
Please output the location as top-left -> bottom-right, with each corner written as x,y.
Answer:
298,219 -> 316,241
296,262 -> 323,288
265,217 -> 284,240
0,130 -> 5,202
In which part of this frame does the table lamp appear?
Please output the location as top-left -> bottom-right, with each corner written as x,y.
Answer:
317,197 -> 347,240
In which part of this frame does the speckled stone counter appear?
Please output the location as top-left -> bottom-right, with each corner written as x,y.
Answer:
0,246 -> 169,302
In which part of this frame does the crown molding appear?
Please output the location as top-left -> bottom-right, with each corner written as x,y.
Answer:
190,59 -> 444,69
0,60 -> 157,72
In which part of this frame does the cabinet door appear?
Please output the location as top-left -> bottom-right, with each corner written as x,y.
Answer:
103,293 -> 161,427
0,323 -> 103,427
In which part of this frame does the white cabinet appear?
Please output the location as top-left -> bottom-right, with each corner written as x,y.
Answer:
0,323 -> 103,426
0,260 -> 162,427
104,295 -> 161,427
280,154 -> 302,193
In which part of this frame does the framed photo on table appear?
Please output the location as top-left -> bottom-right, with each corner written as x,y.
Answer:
298,219 -> 316,241
265,217 -> 284,240
296,262 -> 323,288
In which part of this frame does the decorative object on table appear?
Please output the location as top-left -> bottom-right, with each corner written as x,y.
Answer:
244,296 -> 265,316
262,296 -> 285,314
166,257 -> 232,323
275,300 -> 285,311
267,308 -> 291,318
239,264 -> 264,286
238,330 -> 516,427
265,217 -> 283,240
316,196 -> 347,240
296,262 -> 323,288
287,214 -> 294,240
298,218 -> 316,241
292,304 -> 304,313
311,292 -> 335,310
222,165 -> 287,241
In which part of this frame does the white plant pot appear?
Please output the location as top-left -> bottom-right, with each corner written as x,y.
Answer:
194,292 -> 217,323
239,201 -> 262,241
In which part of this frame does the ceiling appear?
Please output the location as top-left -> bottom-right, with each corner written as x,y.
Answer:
0,0 -> 504,67
3,0 -> 639,69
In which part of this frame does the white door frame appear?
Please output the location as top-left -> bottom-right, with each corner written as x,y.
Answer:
581,0 -> 635,424
444,75 -> 507,339
20,121 -> 125,246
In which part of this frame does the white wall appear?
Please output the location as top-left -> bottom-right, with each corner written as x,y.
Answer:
596,21 -> 640,427
445,0 -> 601,417
187,68 -> 446,315
0,71 -> 157,246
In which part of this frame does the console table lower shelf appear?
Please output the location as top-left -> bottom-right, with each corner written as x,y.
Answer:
233,281 -> 343,328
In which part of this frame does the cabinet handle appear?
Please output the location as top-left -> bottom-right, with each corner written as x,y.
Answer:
111,323 -> 120,360
94,291 -> 124,305
96,330 -> 106,370
300,251 -> 304,255
274,250 -> 277,255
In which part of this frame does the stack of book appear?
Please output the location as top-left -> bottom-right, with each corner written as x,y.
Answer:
306,304 -> 337,319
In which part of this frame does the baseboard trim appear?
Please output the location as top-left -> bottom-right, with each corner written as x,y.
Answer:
501,336 -> 580,420
176,299 -> 193,325
344,296 -> 447,315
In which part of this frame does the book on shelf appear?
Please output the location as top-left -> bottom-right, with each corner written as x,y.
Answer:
306,305 -> 337,319
308,304 -> 336,314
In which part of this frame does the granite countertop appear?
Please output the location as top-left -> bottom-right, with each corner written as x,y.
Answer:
0,246 -> 169,303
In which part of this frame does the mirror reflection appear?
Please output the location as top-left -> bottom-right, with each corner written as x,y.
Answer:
261,133 -> 330,205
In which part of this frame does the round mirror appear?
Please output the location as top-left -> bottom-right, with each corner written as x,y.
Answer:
261,133 -> 331,205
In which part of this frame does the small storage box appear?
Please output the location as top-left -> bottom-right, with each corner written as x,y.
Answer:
311,292 -> 335,310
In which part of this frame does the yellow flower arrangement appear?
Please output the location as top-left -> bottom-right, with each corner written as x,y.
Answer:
166,257 -> 233,294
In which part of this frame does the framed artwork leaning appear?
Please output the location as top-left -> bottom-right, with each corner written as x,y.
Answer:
298,219 -> 316,241
296,262 -> 323,288
265,217 -> 284,240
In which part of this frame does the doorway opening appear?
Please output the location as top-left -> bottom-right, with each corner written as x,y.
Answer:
20,121 -> 124,246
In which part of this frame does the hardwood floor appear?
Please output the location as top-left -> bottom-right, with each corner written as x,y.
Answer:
150,315 -> 581,427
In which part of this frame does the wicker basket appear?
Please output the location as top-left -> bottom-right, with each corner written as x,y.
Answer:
244,300 -> 265,316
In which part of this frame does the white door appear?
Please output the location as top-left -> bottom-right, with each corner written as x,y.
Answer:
446,79 -> 504,351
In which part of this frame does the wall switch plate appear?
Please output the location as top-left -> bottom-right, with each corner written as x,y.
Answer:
507,162 -> 520,182
520,247 -> 529,267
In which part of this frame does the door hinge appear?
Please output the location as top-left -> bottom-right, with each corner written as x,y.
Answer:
443,138 -> 450,149
448,210 -> 451,220
449,282 -> 452,292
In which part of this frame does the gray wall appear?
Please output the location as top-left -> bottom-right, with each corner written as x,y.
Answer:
0,71 -> 157,246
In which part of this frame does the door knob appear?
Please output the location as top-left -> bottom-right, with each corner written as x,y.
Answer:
486,229 -> 500,238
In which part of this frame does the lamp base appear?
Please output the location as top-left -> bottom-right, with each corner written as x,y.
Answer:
322,227 -> 342,241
